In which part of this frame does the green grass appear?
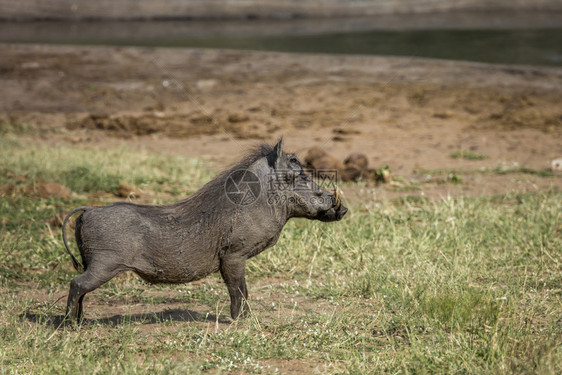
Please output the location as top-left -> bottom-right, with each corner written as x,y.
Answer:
1,139 -> 561,374
493,166 -> 554,178
0,138 -> 215,196
415,166 -> 554,178
0,120 -> 35,135
450,149 -> 487,160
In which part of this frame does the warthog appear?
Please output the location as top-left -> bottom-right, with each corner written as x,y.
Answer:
62,139 -> 348,322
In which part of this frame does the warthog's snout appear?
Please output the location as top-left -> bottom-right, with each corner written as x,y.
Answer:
317,203 -> 349,222
317,187 -> 349,222
336,205 -> 349,220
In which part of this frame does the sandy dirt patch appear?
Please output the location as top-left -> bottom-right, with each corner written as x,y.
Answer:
1,44 -> 561,200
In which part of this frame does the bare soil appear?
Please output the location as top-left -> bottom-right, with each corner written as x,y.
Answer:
2,43 -> 561,201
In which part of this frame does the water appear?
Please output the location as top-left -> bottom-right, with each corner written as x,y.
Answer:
1,16 -> 561,66
149,29 -> 562,66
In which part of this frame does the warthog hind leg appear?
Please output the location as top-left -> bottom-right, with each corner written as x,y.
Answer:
66,267 -> 121,323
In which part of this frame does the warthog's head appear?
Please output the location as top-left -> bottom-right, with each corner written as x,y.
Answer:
265,139 -> 348,222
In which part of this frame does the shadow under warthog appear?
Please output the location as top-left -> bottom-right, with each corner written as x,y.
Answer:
21,308 -> 230,328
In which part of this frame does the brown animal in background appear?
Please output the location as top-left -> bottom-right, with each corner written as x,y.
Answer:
305,146 -> 361,182
344,153 -> 368,171
344,152 -> 369,180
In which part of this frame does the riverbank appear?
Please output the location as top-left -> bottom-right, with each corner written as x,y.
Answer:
2,0 -> 562,21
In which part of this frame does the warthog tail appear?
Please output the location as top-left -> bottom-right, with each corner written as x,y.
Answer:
62,206 -> 91,272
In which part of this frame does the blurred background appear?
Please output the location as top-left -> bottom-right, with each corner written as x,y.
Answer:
1,0 -> 561,200
1,0 -> 562,66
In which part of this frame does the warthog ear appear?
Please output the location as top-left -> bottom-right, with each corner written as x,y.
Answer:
271,137 -> 284,168
274,138 -> 283,158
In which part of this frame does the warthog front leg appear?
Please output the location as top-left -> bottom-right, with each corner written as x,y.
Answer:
220,256 -> 248,319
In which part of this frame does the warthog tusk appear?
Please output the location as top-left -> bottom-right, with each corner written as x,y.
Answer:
333,186 -> 341,209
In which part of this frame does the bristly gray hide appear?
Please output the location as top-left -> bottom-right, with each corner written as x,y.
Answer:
62,139 -> 348,322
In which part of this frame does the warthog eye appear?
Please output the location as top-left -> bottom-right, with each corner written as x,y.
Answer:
289,157 -> 299,165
